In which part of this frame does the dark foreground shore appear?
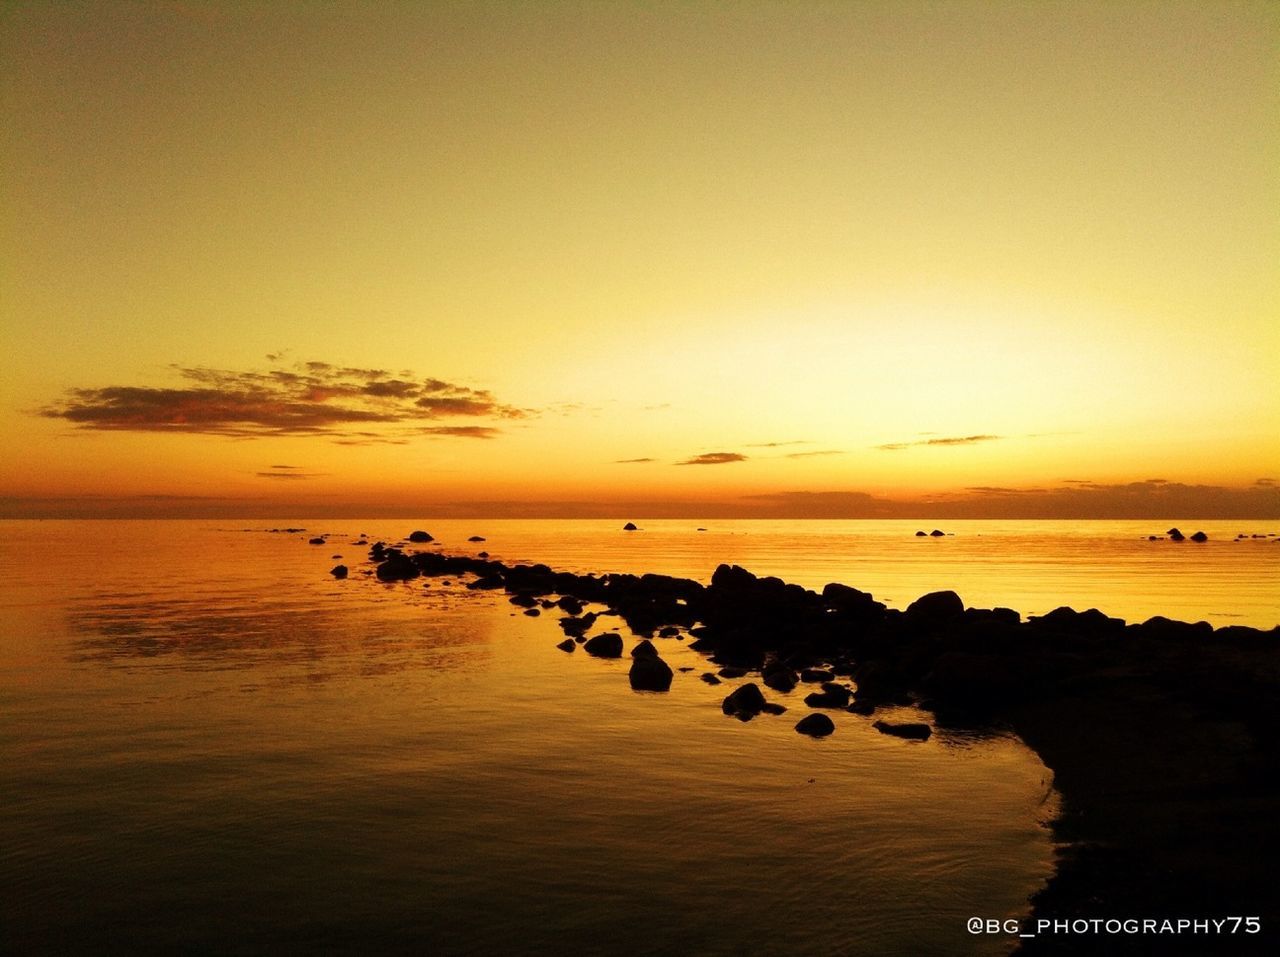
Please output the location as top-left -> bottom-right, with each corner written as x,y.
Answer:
346,537 -> 1280,955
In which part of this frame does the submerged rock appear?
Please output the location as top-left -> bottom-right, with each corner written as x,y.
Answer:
1190,531 -> 1208,542
795,713 -> 836,737
873,720 -> 932,741
408,530 -> 434,543
330,564 -> 348,579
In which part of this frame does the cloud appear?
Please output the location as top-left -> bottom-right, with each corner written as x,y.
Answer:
784,450 -> 844,459
746,440 -> 810,448
615,457 -> 656,464
677,452 -> 747,466
876,434 -> 1002,451
254,471 -> 326,480
37,360 -> 527,442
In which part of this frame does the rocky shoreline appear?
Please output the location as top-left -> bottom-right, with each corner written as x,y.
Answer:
344,535 -> 1280,954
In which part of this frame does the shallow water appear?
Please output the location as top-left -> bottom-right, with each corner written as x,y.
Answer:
5,516 -> 1270,954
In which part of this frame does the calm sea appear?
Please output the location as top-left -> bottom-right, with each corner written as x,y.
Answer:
1,519 -> 1275,955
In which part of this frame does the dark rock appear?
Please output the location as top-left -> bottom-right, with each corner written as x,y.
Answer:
1167,527 -> 1185,541
408,530 -> 434,543
657,626 -> 680,638
929,529 -> 945,537
796,713 -> 836,737
1190,531 -> 1208,542
629,655 -> 673,692
556,639 -> 575,653
467,574 -> 505,590
330,564 -> 348,579
631,639 -> 658,659
722,683 -> 767,718
509,593 -> 538,608
700,673 -> 722,685
758,702 -> 786,715
847,700 -> 876,715
905,590 -> 965,627
763,668 -> 798,693
804,684 -> 851,708
873,720 -> 932,741
523,608 -> 540,617
468,535 -> 486,542
478,551 -> 489,558
584,633 -> 624,658
718,666 -> 747,679
375,555 -> 420,581
623,522 -> 639,531
557,596 -> 585,615
916,530 -> 927,536
800,668 -> 833,683
308,537 -> 326,545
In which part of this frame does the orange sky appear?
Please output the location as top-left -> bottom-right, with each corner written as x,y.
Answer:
2,1 -> 1277,519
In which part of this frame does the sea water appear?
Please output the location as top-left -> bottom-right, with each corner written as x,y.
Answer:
2,519 -> 1274,955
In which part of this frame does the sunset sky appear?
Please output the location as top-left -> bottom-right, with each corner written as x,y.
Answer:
2,0 -> 1277,519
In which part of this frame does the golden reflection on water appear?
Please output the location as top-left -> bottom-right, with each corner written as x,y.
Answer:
0,519 -> 1139,955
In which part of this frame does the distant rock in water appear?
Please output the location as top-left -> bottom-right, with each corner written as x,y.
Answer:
556,638 -> 575,653
468,535 -> 486,542
1167,527 -> 1185,541
873,720 -> 932,741
929,529 -> 945,537
330,564 -> 348,579
623,522 -> 639,531
915,530 -> 927,537
584,633 -> 623,658
375,555 -> 419,582
629,655 -> 673,692
408,530 -> 434,543
1190,531 -> 1208,542
308,537 -> 326,545
795,713 -> 835,737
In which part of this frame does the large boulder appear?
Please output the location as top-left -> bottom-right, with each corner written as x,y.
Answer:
584,633 -> 624,658
623,522 -> 639,531
631,639 -> 659,659
330,564 -> 348,579
375,555 -> 419,581
408,530 -> 434,543
629,655 -> 673,692
904,590 -> 965,628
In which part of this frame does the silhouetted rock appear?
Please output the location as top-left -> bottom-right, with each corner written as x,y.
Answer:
308,537 -> 326,545
1167,527 -> 1185,541
631,639 -> 658,659
468,535 -> 486,542
623,522 -> 639,531
509,593 -> 538,608
557,596 -> 585,615
559,613 -> 596,637
584,633 -> 623,658
700,673 -> 722,685
718,666 -> 747,679
763,668 -> 798,693
804,683 -> 851,708
556,639 -> 575,652
800,668 -> 833,683
796,713 -> 836,737
467,574 -> 505,590
761,702 -> 788,715
916,530 -> 927,536
408,530 -> 434,543
629,654 -> 673,691
722,683 -> 767,718
930,529 -> 945,537
847,700 -> 876,715
330,564 -> 348,579
375,555 -> 419,582
905,590 -> 965,628
1190,531 -> 1208,542
658,626 -> 680,638
523,608 -> 540,617
873,720 -> 932,741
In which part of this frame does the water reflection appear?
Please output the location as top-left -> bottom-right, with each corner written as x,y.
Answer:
65,586 -> 495,675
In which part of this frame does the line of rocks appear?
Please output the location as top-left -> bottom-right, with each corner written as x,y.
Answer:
342,536 -> 1280,953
